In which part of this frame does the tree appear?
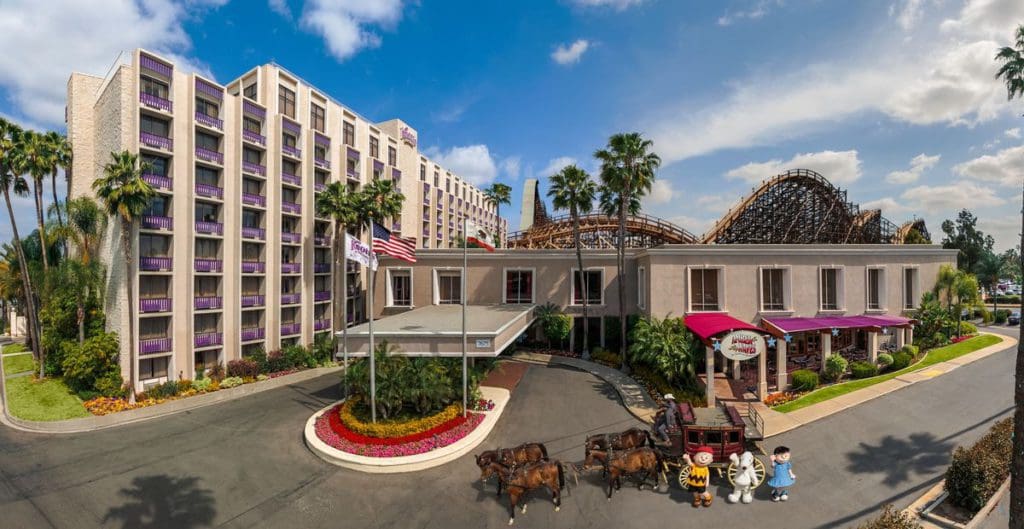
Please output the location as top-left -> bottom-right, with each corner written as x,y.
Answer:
903,228 -> 929,245
548,165 -> 597,358
534,303 -> 572,348
941,209 -> 994,274
93,151 -> 155,403
43,131 -> 70,233
594,132 -> 660,372
482,183 -> 512,247
994,24 -> 1024,527
976,251 -> 1005,314
315,182 -> 362,333
15,130 -> 52,272
52,196 -> 106,342
629,315 -> 699,385
933,265 -> 980,338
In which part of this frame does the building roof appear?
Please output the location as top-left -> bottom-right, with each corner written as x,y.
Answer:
761,315 -> 914,335
684,313 -> 764,341
343,304 -> 532,336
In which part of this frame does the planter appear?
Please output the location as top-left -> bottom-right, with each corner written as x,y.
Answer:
907,478 -> 1011,529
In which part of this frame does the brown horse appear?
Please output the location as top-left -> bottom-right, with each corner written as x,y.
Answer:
584,427 -> 652,475
583,447 -> 665,500
475,443 -> 549,496
483,460 -> 570,525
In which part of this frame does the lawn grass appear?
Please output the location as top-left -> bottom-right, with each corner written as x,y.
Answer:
3,354 -> 35,375
5,376 -> 90,421
2,343 -> 28,355
774,334 -> 1002,413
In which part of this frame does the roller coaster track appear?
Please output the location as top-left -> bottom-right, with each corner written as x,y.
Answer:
507,213 -> 699,249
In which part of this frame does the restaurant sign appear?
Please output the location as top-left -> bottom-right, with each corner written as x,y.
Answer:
400,126 -> 417,147
719,330 -> 765,361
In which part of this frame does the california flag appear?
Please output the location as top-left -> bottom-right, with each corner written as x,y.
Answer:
465,219 -> 495,251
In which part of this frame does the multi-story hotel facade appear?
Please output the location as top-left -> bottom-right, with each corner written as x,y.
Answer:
66,49 -> 507,390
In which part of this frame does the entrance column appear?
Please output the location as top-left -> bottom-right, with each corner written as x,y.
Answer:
705,345 -> 715,407
894,327 -> 905,349
758,346 -> 768,399
820,332 -> 832,374
867,331 -> 878,363
906,326 -> 914,346
776,340 -> 788,390
731,359 -> 741,381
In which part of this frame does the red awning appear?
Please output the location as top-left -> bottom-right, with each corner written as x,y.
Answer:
684,313 -> 763,341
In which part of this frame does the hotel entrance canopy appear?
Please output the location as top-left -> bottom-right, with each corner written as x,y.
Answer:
761,315 -> 914,335
684,313 -> 765,342
337,304 -> 535,357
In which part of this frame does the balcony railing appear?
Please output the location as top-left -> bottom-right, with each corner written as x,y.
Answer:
241,294 -> 265,307
194,296 -> 222,310
242,129 -> 266,146
283,145 -> 301,159
241,261 -> 265,273
392,222 -> 402,231
243,100 -> 265,118
281,231 -> 301,244
281,292 -> 301,304
315,158 -> 330,170
140,92 -> 172,112
140,132 -> 172,151
142,173 -> 172,190
314,235 -> 330,246
195,258 -> 222,273
241,327 -> 265,341
280,323 -> 301,336
281,262 -> 301,274
194,332 -> 223,348
422,228 -> 430,237
282,173 -> 301,186
314,319 -> 331,331
314,182 -> 326,192
281,201 -> 301,214
347,167 -> 359,181
195,183 -> 223,199
195,220 -> 223,235
241,226 -> 265,240
242,161 -> 266,176
139,337 -> 172,355
141,215 -> 172,231
196,147 -> 224,165
314,291 -> 331,302
140,298 -> 172,313
140,256 -> 172,271
241,192 -> 266,207
195,111 -> 223,130
313,263 -> 330,273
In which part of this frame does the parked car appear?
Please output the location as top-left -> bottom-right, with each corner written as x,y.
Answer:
1010,311 -> 1021,325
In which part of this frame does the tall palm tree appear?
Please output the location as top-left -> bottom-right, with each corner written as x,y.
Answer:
482,182 -> 512,247
93,151 -> 155,403
44,131 -> 71,232
52,196 -> 106,342
315,182 -> 360,333
361,179 -> 404,225
16,130 -> 51,272
548,165 -> 597,358
594,132 -> 660,372
0,119 -> 42,363
994,27 -> 1024,525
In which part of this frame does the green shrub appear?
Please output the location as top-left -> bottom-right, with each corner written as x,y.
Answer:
219,376 -> 244,389
227,358 -> 259,379
245,347 -> 269,373
982,309 -> 994,324
877,353 -> 894,369
850,361 -> 879,379
994,309 -> 1010,324
957,321 -> 978,335
208,363 -> 225,382
542,314 -> 572,347
900,344 -> 919,357
193,378 -> 213,392
266,350 -> 290,373
143,380 -> 183,399
94,370 -> 126,398
631,364 -> 705,407
854,504 -> 923,529
824,355 -> 848,382
61,332 -> 123,397
256,374 -> 269,382
945,418 -> 1012,513
890,352 -> 912,370
791,369 -> 819,391
283,344 -> 314,369
591,348 -> 621,366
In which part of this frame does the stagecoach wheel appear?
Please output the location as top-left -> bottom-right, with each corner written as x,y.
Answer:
726,457 -> 767,487
677,464 -> 692,489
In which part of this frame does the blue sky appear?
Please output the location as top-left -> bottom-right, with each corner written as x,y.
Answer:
1,0 -> 1022,250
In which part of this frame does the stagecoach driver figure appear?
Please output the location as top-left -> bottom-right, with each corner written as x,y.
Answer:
655,394 -> 679,445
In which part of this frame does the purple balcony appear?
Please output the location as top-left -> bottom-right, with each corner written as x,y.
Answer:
242,160 -> 266,176
314,182 -> 326,192
422,228 -> 430,237
281,262 -> 301,274
140,297 -> 172,313
195,220 -> 223,235
243,100 -> 265,118
140,92 -> 172,112
196,78 -> 222,99
283,145 -> 301,159
424,196 -> 431,206
314,291 -> 331,302
141,215 -> 172,231
140,337 -> 172,355
314,235 -> 330,246
392,222 -> 402,231
241,327 -> 265,341
283,119 -> 302,134
436,231 -> 443,240
242,192 -> 266,207
281,293 -> 301,304
314,319 -> 331,331
347,167 -> 359,181
241,261 -> 265,273
241,226 -> 265,240
194,296 -> 222,310
196,147 -> 223,165
194,332 -> 223,348
282,201 -> 301,214
281,231 -> 301,244
449,220 -> 455,228
142,173 -> 172,190
241,294 -> 265,307
195,183 -> 223,199
282,173 -> 301,186
195,111 -> 223,130
243,129 -> 266,146
195,258 -> 223,273
140,256 -> 172,271
140,132 -> 173,151
436,217 -> 443,226
281,323 -> 301,336
315,158 -> 330,170
314,263 -> 330,273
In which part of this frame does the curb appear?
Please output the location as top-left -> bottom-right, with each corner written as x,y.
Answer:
1,366 -> 344,434
905,476 -> 1011,529
304,386 -> 510,473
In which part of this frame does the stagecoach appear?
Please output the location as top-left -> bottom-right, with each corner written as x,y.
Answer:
657,402 -> 766,489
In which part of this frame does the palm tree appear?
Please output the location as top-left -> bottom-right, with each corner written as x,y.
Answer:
482,182 -> 512,247
594,132 -> 660,372
43,131 -> 71,232
315,182 -> 360,334
0,119 -> 42,363
93,151 -> 155,402
996,26 -> 1024,524
52,196 -> 106,342
16,130 -> 51,272
548,165 -> 597,358
629,315 -> 698,385
361,179 -> 404,226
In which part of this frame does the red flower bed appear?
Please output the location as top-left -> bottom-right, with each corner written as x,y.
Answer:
314,404 -> 486,457
326,405 -> 470,446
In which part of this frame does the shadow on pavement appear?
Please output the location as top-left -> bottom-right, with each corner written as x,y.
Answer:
103,475 -> 216,529
844,432 -> 953,487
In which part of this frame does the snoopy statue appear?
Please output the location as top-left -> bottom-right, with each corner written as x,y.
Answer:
727,451 -> 760,504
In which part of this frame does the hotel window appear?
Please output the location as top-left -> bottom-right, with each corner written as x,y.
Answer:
140,357 -> 169,380
388,146 -> 397,167
505,269 -> 534,304
243,178 -> 262,195
142,154 -> 168,177
820,267 -> 844,311
343,121 -> 355,146
389,269 -> 412,307
140,317 -> 170,339
243,148 -> 262,165
195,238 -> 220,259
243,82 -> 257,100
140,276 -> 169,299
140,115 -> 170,138
241,309 -> 262,327
420,164 -> 426,181
278,86 -> 296,118
572,270 -> 603,305
140,234 -> 170,257
690,268 -> 721,312
434,171 -> 439,186
195,202 -> 219,223
314,144 -> 327,162
761,268 -> 787,311
867,268 -> 885,310
903,268 -> 919,310
140,76 -> 169,100
142,195 -> 170,218
369,136 -> 380,159
195,132 -> 219,153
637,266 -> 646,309
436,271 -> 462,304
243,116 -> 262,134
446,179 -> 451,193
195,98 -> 219,119
242,242 -> 261,261
310,104 -> 325,132
195,350 -> 219,372
195,276 -> 219,297
195,166 -> 219,187
282,160 -> 299,178
282,132 -> 297,149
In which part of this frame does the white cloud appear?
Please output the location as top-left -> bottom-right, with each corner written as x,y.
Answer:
667,215 -> 715,237
861,196 -> 906,214
539,156 -> 578,178
891,0 -> 926,30
1005,127 -> 1021,139
551,39 -> 590,65
643,180 -> 676,206
566,0 -> 644,10
500,156 -> 521,180
953,145 -> 1024,187
268,0 -> 291,18
885,153 -> 940,184
426,144 -> 499,186
695,193 -> 735,212
901,181 -> 1005,211
718,0 -> 782,26
725,150 -> 862,185
300,0 -> 404,62
977,216 -> 1021,252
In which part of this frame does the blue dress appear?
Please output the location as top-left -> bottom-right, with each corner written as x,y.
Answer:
767,461 -> 795,488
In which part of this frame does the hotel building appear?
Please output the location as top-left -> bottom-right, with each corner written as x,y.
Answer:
66,49 -> 507,390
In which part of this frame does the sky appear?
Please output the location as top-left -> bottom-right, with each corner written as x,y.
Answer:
1,0 -> 1023,251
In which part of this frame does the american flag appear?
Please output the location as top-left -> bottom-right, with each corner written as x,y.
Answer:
372,222 -> 417,263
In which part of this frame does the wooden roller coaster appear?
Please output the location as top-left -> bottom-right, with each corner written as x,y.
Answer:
507,213 -> 699,249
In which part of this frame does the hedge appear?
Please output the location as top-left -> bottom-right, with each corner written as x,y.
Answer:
340,398 -> 462,438
945,417 -> 1012,513
877,353 -> 894,369
853,504 -> 922,529
850,361 -> 878,379
791,369 -> 819,391
890,352 -> 912,370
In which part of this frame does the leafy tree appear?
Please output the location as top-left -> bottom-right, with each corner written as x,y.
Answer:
903,227 -> 929,244
629,316 -> 699,385
548,164 -> 597,358
913,292 -> 953,349
51,196 -> 106,342
534,303 -> 572,348
594,132 -> 660,372
61,332 -> 123,397
14,130 -> 52,272
315,182 -> 363,334
482,182 -> 512,247
976,251 -> 1006,313
42,131 -> 71,232
941,210 -> 994,274
934,264 -> 981,338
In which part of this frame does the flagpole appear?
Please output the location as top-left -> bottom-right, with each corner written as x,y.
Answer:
368,224 -> 376,423
341,238 -> 349,399
462,217 -> 468,418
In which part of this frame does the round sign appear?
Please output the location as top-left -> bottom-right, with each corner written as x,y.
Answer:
719,330 -> 766,361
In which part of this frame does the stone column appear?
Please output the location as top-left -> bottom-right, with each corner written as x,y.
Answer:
705,345 -> 715,408
906,326 -> 914,346
894,327 -> 905,349
820,332 -> 832,374
758,347 -> 768,399
867,331 -> 878,363
731,359 -> 741,381
776,341 -> 788,391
